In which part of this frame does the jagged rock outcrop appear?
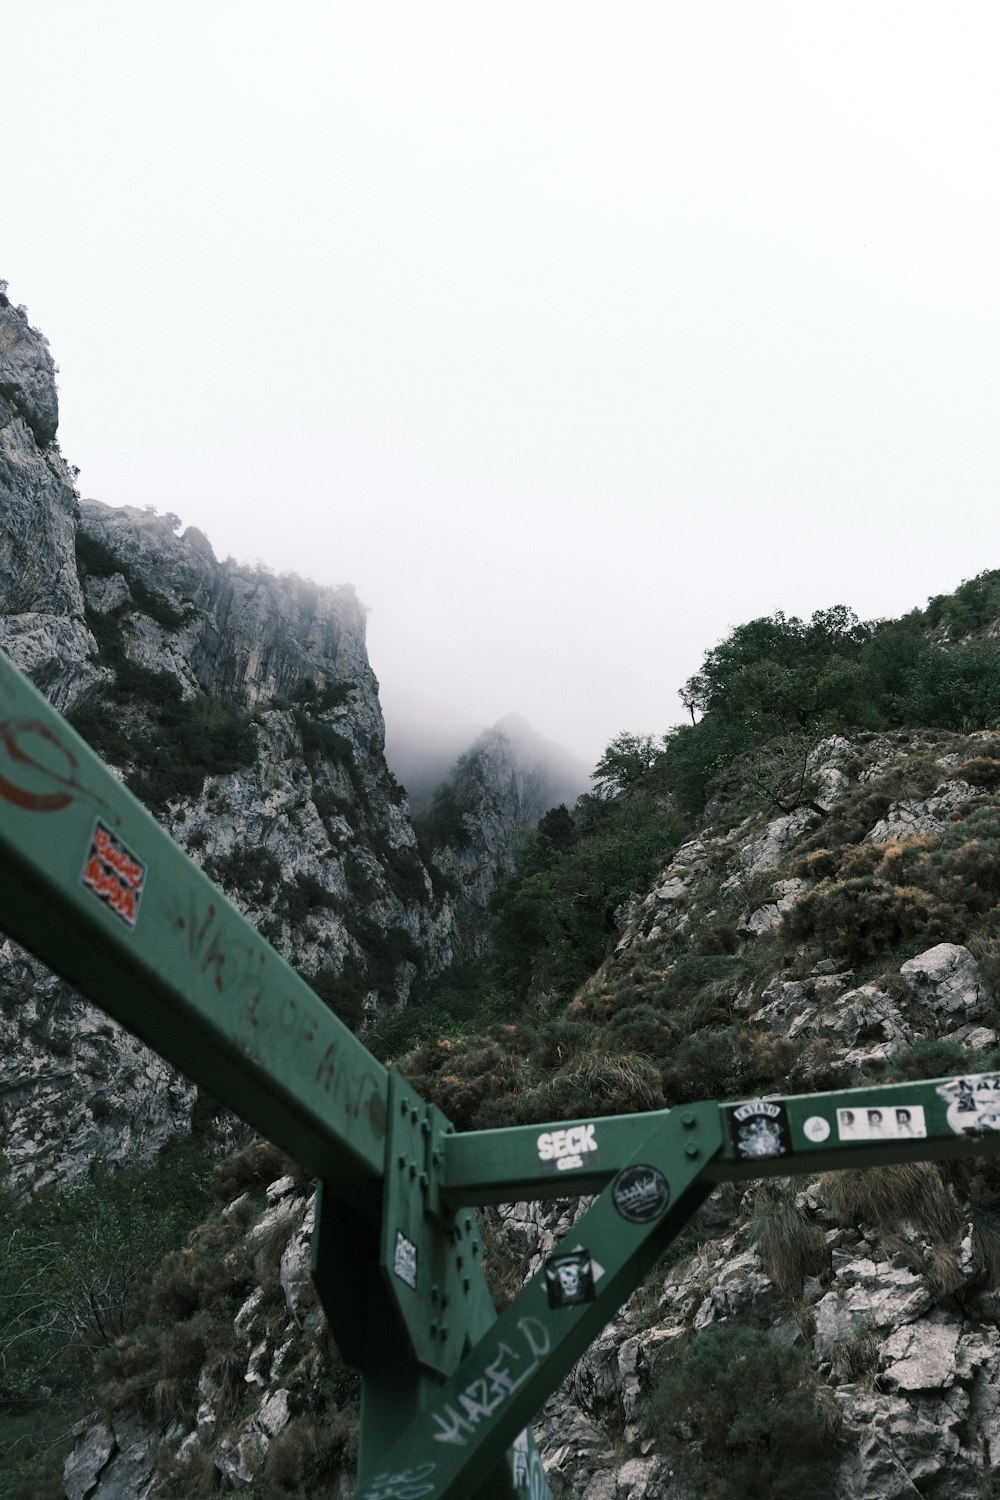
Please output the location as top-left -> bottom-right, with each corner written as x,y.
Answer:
0,296 -> 102,712
11,287 -> 1000,1498
60,722 -> 1000,1499
426,713 -> 591,955
0,292 -> 458,1190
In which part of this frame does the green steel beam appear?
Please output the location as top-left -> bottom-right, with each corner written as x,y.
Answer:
442,1110 -> 667,1205
9,645 -> 1000,1500
443,1074 -> 1000,1205
0,650 -> 550,1500
704,1073 -> 1000,1180
0,649 -> 389,1199
355,1101 -> 724,1500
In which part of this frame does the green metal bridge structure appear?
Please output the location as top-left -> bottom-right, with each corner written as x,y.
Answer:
2,648 -> 1000,1500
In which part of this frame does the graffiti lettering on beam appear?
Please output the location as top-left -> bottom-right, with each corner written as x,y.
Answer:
432,1318 -> 552,1447
362,1463 -> 437,1500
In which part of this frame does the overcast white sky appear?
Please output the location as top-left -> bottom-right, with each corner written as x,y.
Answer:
5,3 -> 999,767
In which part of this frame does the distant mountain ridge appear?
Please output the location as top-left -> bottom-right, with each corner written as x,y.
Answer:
411,712 -> 593,958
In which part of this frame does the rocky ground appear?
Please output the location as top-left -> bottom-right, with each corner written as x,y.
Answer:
56,729 -> 1000,1499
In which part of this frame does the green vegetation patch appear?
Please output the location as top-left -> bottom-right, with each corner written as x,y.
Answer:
0,1142 -> 214,1493
641,1323 -> 841,1500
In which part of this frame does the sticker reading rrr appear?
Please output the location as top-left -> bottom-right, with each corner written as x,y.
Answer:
728,1099 -> 791,1161
81,819 -> 146,928
837,1104 -> 927,1142
611,1164 -> 670,1224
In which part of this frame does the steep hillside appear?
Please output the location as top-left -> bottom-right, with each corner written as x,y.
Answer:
7,282 -> 1000,1500
53,716 -> 1000,1500
417,713 -> 592,958
0,292 -> 456,1195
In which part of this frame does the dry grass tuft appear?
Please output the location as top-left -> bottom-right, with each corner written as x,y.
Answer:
748,1182 -> 826,1297
821,1162 -> 961,1242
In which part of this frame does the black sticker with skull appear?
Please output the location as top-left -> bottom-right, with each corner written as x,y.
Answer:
544,1251 -> 596,1308
728,1099 -> 791,1161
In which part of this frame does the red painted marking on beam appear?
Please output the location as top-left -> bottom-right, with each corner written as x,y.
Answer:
316,1043 -> 336,1090
367,1091 -> 387,1139
0,719 -> 110,814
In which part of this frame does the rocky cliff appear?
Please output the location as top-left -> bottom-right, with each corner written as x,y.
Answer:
8,287 -> 1000,1500
0,292 -> 458,1193
58,726 -> 1000,1500
422,713 -> 591,957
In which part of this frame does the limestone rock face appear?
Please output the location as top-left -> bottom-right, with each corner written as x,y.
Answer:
427,713 -> 590,955
0,290 -> 59,445
0,293 -> 458,1190
0,297 -> 102,711
11,287 -> 1000,1499
0,944 -> 196,1193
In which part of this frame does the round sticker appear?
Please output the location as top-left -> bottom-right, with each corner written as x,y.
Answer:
803,1116 -> 831,1143
611,1164 -> 670,1224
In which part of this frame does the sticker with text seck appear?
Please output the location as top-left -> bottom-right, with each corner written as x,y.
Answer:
81,819 -> 146,928
536,1123 -> 598,1172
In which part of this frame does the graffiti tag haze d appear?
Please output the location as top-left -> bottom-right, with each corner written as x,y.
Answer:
432,1318 -> 551,1446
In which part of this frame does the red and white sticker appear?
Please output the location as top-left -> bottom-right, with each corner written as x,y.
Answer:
81,819 -> 146,927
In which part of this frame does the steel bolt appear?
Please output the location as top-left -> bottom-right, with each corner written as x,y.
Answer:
682,1111 -> 696,1128
684,1143 -> 699,1159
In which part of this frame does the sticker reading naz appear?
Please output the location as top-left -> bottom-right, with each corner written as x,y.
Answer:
81,819 -> 146,928
536,1123 -> 598,1172
937,1075 -> 1000,1136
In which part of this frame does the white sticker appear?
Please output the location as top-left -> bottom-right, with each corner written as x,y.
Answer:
537,1123 -> 598,1172
836,1104 -> 926,1142
938,1075 -> 1000,1136
393,1230 -> 418,1289
803,1115 -> 831,1142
